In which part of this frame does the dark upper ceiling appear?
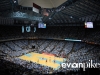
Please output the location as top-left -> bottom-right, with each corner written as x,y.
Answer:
0,0 -> 100,26
0,0 -> 12,12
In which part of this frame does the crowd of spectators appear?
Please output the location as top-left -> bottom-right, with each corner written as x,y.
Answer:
0,26 -> 100,43
0,26 -> 100,75
0,39 -> 100,75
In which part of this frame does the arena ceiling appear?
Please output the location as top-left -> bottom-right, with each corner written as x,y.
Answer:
18,0 -> 67,8
0,0 -> 100,26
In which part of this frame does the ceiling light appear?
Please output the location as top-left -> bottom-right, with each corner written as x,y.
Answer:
49,18 -> 52,19
14,1 -> 16,3
70,16 -> 73,18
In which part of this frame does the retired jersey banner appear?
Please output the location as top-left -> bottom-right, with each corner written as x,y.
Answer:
33,3 -> 41,13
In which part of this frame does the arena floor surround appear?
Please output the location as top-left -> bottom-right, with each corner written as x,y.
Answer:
19,52 -> 66,70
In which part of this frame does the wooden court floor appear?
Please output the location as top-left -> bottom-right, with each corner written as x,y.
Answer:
19,52 -> 66,70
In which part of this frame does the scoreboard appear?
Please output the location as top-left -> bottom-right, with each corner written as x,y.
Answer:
38,22 -> 46,28
85,22 -> 93,28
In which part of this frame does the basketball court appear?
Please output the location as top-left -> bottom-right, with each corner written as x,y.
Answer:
19,52 -> 66,70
